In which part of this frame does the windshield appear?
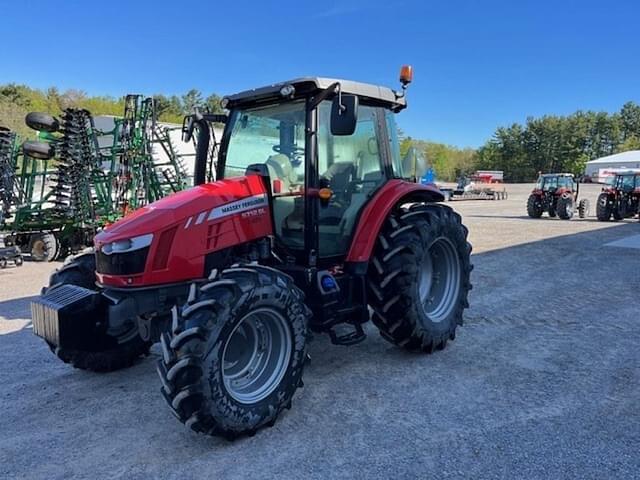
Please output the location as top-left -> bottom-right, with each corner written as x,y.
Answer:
617,175 -> 636,190
223,101 -> 306,180
557,176 -> 573,189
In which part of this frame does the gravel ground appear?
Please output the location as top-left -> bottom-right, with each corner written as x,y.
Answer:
1,183 -> 639,479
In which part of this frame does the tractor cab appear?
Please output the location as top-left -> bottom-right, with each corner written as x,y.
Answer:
215,77 -> 410,263
535,173 -> 575,194
613,173 -> 640,193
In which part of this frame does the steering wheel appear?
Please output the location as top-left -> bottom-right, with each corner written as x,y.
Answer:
272,145 -> 304,165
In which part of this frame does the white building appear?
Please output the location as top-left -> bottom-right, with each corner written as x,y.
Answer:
584,150 -> 640,180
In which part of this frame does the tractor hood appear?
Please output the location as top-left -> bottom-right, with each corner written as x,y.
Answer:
96,175 -> 268,245
95,174 -> 273,287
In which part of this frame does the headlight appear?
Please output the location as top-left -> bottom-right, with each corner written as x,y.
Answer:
101,233 -> 153,255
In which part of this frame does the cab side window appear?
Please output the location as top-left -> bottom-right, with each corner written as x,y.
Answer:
316,103 -> 386,257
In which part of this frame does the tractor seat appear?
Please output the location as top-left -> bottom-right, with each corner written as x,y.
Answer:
321,162 -> 355,194
266,154 -> 297,191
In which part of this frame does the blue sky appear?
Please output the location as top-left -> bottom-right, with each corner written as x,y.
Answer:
0,0 -> 638,147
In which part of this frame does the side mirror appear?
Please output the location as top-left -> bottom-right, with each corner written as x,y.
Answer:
330,94 -> 358,136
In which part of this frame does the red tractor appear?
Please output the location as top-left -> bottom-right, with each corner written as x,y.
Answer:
596,171 -> 640,221
31,68 -> 472,439
526,173 -> 589,220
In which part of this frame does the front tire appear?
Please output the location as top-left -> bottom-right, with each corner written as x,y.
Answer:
557,195 -> 575,220
613,200 -> 625,220
158,266 -> 310,439
44,253 -> 151,372
367,204 -> 472,352
578,199 -> 590,218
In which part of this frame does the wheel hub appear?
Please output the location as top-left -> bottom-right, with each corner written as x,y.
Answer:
222,308 -> 292,404
418,237 -> 462,323
31,239 -> 46,258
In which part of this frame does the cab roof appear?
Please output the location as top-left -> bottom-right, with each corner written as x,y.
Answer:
540,173 -> 574,177
224,77 -> 407,112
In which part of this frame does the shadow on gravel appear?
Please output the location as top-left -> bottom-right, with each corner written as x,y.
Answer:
467,213 -> 640,223
0,295 -> 38,320
468,221 -> 640,328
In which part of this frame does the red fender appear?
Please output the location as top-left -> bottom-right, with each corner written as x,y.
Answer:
346,179 -> 444,263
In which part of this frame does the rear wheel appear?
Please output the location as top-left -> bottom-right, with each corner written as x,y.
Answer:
557,195 -> 575,220
527,194 -> 543,218
596,193 -> 612,221
158,266 -> 310,439
0,258 -> 7,269
44,253 -> 151,372
29,233 -> 58,262
367,204 -> 472,352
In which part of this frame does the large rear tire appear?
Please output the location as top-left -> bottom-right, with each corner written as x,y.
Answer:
158,266 -> 310,439
44,253 -> 151,372
527,194 -> 543,218
367,204 -> 472,352
596,193 -> 612,221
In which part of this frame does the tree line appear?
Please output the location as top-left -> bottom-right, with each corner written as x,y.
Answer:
475,102 -> 640,182
400,102 -> 640,182
0,84 -> 223,139
2,83 -> 639,182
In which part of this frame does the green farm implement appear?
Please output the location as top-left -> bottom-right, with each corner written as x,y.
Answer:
0,95 -> 205,261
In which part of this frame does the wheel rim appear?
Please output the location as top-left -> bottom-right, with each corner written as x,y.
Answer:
31,239 -> 46,259
222,308 -> 292,404
418,237 -> 462,323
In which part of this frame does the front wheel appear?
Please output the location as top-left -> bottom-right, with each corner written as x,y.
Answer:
613,200 -> 626,220
578,199 -> 590,218
44,253 -> 151,372
557,195 -> 575,220
367,204 -> 472,352
158,266 -> 310,439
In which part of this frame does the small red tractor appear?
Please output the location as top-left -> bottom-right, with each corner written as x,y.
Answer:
596,171 -> 640,221
31,68 -> 472,439
526,173 -> 589,220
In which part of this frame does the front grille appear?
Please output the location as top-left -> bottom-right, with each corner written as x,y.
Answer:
95,247 -> 149,275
